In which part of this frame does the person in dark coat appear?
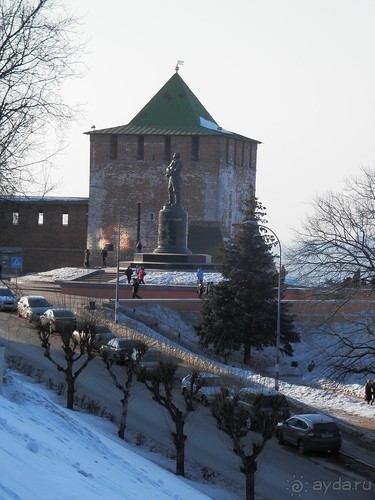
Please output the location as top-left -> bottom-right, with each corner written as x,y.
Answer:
100,247 -> 108,267
136,240 -> 143,253
365,380 -> 374,404
84,249 -> 90,267
125,265 -> 134,284
132,278 -> 141,299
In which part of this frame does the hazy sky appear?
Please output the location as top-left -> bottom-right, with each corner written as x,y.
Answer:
51,0 -> 375,246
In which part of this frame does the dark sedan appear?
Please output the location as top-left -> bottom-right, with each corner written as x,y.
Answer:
99,337 -> 145,364
39,308 -> 77,335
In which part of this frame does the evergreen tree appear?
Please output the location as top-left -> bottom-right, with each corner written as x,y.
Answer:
195,199 -> 299,364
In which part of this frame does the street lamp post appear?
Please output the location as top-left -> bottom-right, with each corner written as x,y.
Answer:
246,220 -> 282,391
90,183 -> 121,324
114,215 -> 120,324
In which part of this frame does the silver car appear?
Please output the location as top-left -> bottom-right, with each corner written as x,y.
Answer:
17,295 -> 52,322
0,286 -> 17,311
181,372 -> 230,405
276,413 -> 342,455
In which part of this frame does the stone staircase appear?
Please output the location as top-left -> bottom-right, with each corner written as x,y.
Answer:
72,269 -> 126,283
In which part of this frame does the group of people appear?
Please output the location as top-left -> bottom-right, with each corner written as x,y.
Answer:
124,264 -> 146,299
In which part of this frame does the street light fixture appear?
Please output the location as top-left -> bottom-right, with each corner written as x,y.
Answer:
90,183 -> 121,324
246,220 -> 282,391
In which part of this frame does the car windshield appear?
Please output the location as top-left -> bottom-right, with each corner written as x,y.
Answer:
28,298 -> 49,307
0,289 -> 14,297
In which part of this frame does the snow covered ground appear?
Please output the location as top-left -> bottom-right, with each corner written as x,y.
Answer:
1,267 -> 374,499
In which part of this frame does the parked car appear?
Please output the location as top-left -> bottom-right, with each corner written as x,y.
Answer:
39,308 -> 77,334
17,295 -> 52,322
275,413 -> 342,455
99,337 -> 145,364
235,388 -> 290,430
136,348 -> 166,380
0,286 -> 17,312
181,372 -> 230,405
72,325 -> 116,351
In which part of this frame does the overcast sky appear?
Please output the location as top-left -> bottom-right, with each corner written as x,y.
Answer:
49,0 -> 375,246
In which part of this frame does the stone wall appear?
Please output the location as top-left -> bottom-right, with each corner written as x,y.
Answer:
87,133 -> 257,263
0,198 -> 88,274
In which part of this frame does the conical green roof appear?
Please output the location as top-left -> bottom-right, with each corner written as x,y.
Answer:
89,72 -> 260,141
129,72 -> 217,128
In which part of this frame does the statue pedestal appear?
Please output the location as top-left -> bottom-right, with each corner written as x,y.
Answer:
153,205 -> 191,254
131,203 -> 215,270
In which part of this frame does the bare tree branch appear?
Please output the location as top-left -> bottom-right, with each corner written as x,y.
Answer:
0,0 -> 86,195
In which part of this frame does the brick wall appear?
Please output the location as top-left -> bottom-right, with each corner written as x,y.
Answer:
0,198 -> 88,274
87,133 -> 257,263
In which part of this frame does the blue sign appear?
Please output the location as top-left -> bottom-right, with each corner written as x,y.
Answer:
11,257 -> 23,269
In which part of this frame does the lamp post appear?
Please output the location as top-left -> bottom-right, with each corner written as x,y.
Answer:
90,183 -> 121,324
246,220 -> 282,392
114,215 -> 120,324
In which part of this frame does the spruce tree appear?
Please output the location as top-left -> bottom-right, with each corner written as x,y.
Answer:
195,199 -> 299,365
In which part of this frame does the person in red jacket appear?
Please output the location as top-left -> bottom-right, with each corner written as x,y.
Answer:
138,266 -> 146,284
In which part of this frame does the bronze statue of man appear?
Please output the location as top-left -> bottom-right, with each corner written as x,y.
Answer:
165,152 -> 182,205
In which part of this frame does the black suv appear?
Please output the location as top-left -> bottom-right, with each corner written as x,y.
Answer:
275,413 -> 342,455
236,388 -> 290,430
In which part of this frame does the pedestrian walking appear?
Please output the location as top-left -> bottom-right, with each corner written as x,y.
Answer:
204,281 -> 214,297
197,282 -> 204,298
136,240 -> 143,253
100,247 -> 108,267
125,265 -> 134,284
138,266 -> 146,284
196,267 -> 204,284
84,249 -> 90,267
132,278 -> 142,299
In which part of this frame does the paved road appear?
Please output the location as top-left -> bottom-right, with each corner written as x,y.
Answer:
1,312 -> 374,499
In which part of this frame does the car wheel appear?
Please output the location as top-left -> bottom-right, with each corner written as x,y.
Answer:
297,439 -> 306,455
277,431 -> 284,445
113,354 -> 118,364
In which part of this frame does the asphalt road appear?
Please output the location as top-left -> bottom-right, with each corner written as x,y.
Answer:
1,311 -> 374,499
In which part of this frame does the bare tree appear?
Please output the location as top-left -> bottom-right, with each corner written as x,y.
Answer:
140,361 -> 196,477
320,317 -> 375,379
286,166 -> 375,379
36,320 -> 94,410
286,167 -> 375,287
210,393 -> 277,500
0,0 -> 85,195
101,343 -> 146,440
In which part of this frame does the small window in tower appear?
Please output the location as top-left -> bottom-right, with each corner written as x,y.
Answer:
137,136 -> 144,160
191,136 -> 199,161
38,212 -> 44,225
109,135 -> 118,160
12,212 -> 19,225
62,213 -> 69,226
164,136 -> 171,161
